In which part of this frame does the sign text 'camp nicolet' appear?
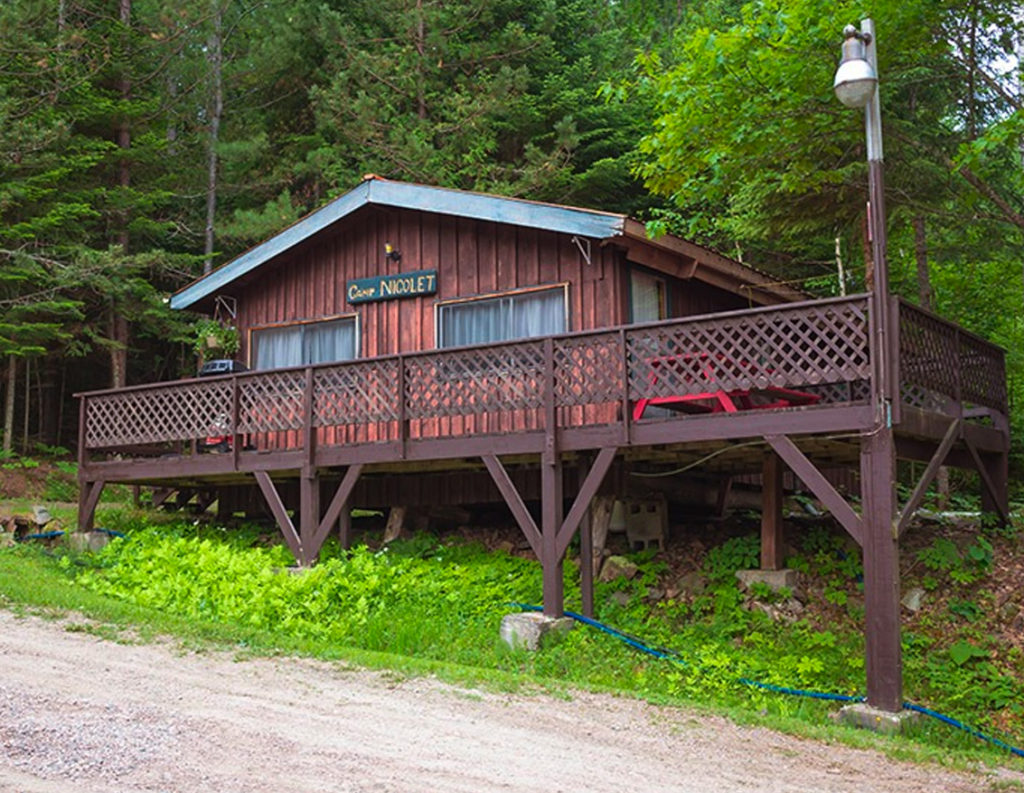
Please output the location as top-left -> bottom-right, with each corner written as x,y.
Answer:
347,270 -> 438,304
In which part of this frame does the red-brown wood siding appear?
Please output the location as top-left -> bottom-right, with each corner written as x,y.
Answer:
235,205 -> 629,361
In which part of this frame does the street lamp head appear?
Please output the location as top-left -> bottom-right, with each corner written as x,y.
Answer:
834,26 -> 877,108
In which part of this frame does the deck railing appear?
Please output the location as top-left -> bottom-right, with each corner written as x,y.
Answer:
896,298 -> 1007,416
78,294 -> 1002,459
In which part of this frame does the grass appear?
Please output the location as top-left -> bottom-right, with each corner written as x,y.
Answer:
1,507 -> 1023,780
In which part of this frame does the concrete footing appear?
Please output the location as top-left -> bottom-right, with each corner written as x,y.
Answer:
499,612 -> 575,651
838,703 -> 921,734
735,568 -> 797,593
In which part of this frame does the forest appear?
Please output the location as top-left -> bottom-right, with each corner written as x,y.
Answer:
1,0 -> 1022,465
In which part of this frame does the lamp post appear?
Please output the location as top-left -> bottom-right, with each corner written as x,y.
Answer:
834,19 -> 890,401
834,19 -> 903,714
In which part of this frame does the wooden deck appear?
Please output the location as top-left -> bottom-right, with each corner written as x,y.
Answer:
76,292 -> 1010,714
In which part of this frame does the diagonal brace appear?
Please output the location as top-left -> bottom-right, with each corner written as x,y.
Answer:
964,436 -> 1010,525
765,434 -> 863,547
555,447 -> 618,559
310,464 -> 363,555
483,455 -> 541,557
895,419 -> 960,538
254,471 -> 302,561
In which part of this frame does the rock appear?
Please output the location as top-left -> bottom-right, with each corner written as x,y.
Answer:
901,587 -> 926,613
499,612 -> 575,651
676,572 -> 707,596
32,505 -> 52,526
782,598 -> 805,615
735,569 -> 797,593
609,591 -> 631,608
66,531 -> 111,553
494,540 -> 516,554
599,555 -> 639,582
646,587 -> 665,601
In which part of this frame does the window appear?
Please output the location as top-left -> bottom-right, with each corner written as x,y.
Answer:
437,286 -> 567,348
630,269 -> 668,323
251,316 -> 357,370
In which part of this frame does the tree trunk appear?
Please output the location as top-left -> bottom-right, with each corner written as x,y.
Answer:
204,0 -> 224,275
109,309 -> 129,389
22,356 -> 30,454
835,235 -> 846,296
912,215 -> 933,311
3,356 -> 15,454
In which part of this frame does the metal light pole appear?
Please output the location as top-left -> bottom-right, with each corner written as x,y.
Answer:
835,19 -> 891,401
835,19 -> 903,714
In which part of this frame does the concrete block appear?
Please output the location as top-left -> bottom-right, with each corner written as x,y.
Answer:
735,568 -> 797,593
623,497 -> 667,551
838,703 -> 921,734
500,612 -> 575,652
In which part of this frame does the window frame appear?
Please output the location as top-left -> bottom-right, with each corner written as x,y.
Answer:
434,282 -> 570,350
247,312 -> 360,370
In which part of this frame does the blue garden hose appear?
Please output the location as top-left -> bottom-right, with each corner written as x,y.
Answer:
508,604 -> 1024,759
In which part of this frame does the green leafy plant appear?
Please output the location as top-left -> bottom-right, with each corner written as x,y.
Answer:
192,318 -> 240,357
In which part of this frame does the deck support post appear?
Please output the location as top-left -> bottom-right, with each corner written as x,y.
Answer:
760,452 -> 785,570
540,458 -> 564,617
298,466 -> 320,566
484,448 -> 617,619
860,427 -> 903,712
77,479 -> 106,532
966,413 -> 1010,524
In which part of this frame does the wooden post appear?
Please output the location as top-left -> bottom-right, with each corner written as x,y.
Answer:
589,494 -> 614,579
860,427 -> 902,712
298,466 -> 319,566
580,506 -> 594,618
338,505 -> 352,550
541,458 -> 564,617
760,452 -> 785,570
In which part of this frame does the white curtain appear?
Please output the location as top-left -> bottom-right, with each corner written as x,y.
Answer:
253,318 -> 356,369
631,269 -> 666,323
439,287 -> 565,348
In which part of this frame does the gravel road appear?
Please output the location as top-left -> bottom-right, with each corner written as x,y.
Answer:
0,610 -> 1017,793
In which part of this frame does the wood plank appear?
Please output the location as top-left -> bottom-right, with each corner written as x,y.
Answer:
895,419 -> 960,538
77,480 -> 106,532
964,437 -> 1010,524
482,455 -> 541,557
312,464 -> 364,553
555,447 -> 618,558
760,453 -> 784,570
765,434 -> 864,547
254,471 -> 302,560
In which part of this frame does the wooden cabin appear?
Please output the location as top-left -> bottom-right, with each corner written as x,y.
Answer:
77,176 -> 1010,714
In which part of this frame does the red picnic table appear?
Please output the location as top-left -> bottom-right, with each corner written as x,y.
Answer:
631,352 -> 820,421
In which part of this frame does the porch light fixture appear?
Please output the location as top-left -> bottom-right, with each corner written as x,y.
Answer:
833,24 -> 877,109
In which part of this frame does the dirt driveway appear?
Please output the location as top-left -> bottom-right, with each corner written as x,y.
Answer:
0,610 -> 1017,793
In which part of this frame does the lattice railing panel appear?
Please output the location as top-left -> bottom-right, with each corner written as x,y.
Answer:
554,332 -> 623,408
314,360 -> 401,426
237,371 -> 306,433
404,342 -> 546,419
898,301 -> 1007,414
85,380 -> 232,448
626,300 -> 870,402
898,303 -> 958,402
959,333 -> 1007,412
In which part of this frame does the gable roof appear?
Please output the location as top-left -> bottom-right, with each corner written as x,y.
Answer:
171,176 -> 802,310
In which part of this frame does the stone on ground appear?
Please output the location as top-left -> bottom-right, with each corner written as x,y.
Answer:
499,612 -> 575,651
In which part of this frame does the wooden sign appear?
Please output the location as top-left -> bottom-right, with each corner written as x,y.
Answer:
346,270 -> 438,304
